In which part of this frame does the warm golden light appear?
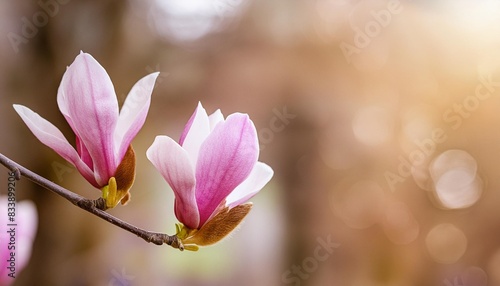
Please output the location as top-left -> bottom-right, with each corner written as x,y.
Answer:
426,223 -> 467,264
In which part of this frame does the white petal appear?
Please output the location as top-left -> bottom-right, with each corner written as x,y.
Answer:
17,200 -> 38,241
114,72 -> 159,163
226,162 -> 274,208
180,102 -> 211,168
208,109 -> 224,131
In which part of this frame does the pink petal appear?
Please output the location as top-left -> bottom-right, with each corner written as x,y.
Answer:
114,72 -> 159,164
0,198 -> 37,285
195,113 -> 258,226
57,52 -> 119,186
146,136 -> 200,229
179,102 -> 211,167
13,104 -> 99,187
75,135 -> 93,170
226,162 -> 274,208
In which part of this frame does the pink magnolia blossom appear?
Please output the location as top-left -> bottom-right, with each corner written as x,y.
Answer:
0,198 -> 38,285
147,102 -> 273,249
14,52 -> 158,207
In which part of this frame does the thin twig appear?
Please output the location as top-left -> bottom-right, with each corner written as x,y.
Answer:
0,152 -> 184,250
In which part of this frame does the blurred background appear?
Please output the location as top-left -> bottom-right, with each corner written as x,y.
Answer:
1,0 -> 500,285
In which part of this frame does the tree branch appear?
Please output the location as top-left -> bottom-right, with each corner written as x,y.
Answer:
0,152 -> 184,250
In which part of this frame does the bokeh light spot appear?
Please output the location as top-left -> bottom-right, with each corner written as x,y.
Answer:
426,223 -> 467,264
430,150 -> 482,209
149,0 -> 246,43
462,266 -> 488,286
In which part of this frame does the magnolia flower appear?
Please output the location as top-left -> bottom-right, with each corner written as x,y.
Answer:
0,198 -> 38,285
13,52 -> 159,208
147,102 -> 274,250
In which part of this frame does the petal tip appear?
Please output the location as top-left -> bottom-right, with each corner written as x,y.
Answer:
13,104 -> 33,117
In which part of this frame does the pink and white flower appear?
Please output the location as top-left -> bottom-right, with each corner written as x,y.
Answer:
147,102 -> 273,249
0,198 -> 38,285
13,52 -> 158,207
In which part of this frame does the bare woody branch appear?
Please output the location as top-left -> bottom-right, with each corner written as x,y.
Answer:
0,152 -> 184,250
